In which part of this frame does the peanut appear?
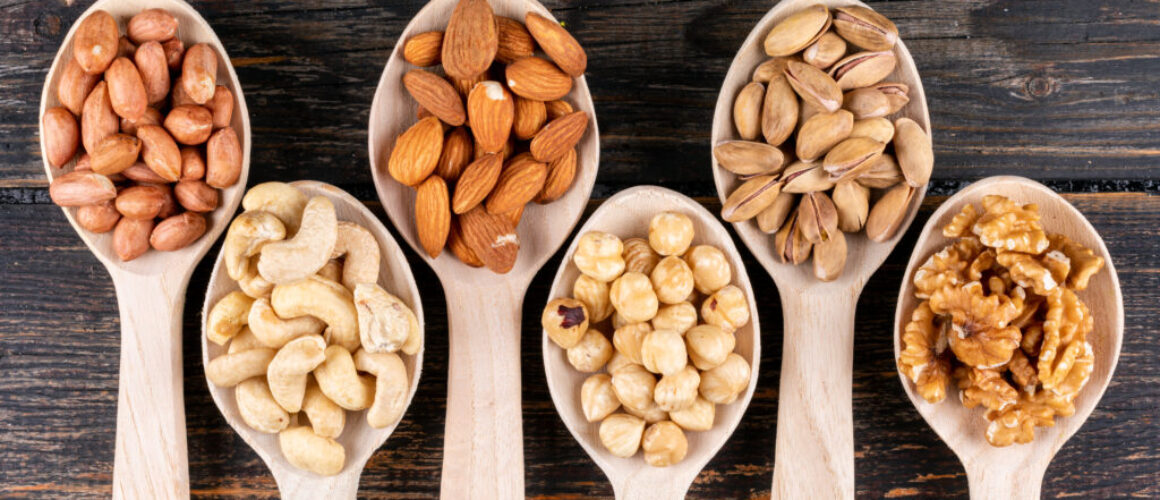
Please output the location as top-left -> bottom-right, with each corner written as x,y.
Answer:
206,127 -> 242,188
181,43 -> 218,104
105,57 -> 148,121
174,180 -> 219,212
150,212 -> 207,251
164,105 -> 213,145
42,106 -> 79,168
113,217 -> 154,261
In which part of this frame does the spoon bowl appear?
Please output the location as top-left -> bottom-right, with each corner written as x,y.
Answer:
368,0 -> 598,496
543,186 -> 761,499
39,0 -> 249,496
201,181 -> 425,499
710,0 -> 929,497
894,176 -> 1123,499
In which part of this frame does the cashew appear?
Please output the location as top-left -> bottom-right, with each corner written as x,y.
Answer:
248,297 -> 325,349
302,376 -> 345,438
354,283 -> 420,354
279,426 -> 345,476
207,291 -> 255,345
313,345 -> 375,411
267,335 -> 327,413
401,323 -> 422,356
243,182 -> 310,235
224,211 -> 286,281
318,259 -> 342,283
237,256 -> 274,299
205,348 -> 276,387
354,350 -> 409,428
271,276 -> 360,352
258,196 -> 337,284
227,326 -> 263,354
330,221 -> 380,290
236,377 -> 290,433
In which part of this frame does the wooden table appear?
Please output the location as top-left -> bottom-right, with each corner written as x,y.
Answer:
1,1 -> 1156,498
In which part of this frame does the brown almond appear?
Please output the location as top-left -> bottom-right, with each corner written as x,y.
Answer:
164,105 -> 214,145
74,10 -> 118,74
436,127 -> 474,181
42,107 -> 80,168
150,212 -> 206,251
530,110 -> 588,163
865,183 -> 914,242
496,16 -> 535,64
449,72 -> 487,98
182,43 -> 218,104
162,39 -> 184,70
128,9 -> 178,44
206,127 -> 243,188
208,86 -> 234,129
115,185 -> 166,219
893,117 -> 934,188
415,175 -> 451,258
136,125 -> 182,181
505,57 -> 572,101
459,206 -> 519,273
441,0 -> 498,79
525,12 -> 587,77
503,204 -> 525,227
545,99 -> 573,121
762,76 -> 798,146
537,147 -> 577,203
122,162 -> 169,184
403,31 -> 443,67
405,69 -> 467,126
134,42 -> 171,105
82,82 -> 119,154
388,116 -> 444,186
180,147 -> 206,180
49,171 -> 117,207
105,58 -> 148,121
721,175 -> 782,222
91,134 -> 142,175
513,96 -> 547,140
175,180 -> 219,212
467,81 -> 515,153
58,57 -> 101,116
114,217 -> 154,261
447,217 -> 484,267
452,153 -> 503,214
713,140 -> 785,177
732,82 -> 764,141
77,200 -> 121,233
486,153 -> 547,214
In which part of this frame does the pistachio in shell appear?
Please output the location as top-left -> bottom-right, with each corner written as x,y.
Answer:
721,175 -> 783,222
829,51 -> 897,90
832,180 -> 870,232
733,82 -> 764,140
802,32 -> 847,70
832,6 -> 898,52
874,82 -> 910,114
714,140 -> 786,177
849,117 -> 894,144
812,228 -> 847,282
774,211 -> 812,265
784,60 -> 843,113
865,183 -> 914,242
752,57 -> 791,83
822,136 -> 885,182
797,191 -> 839,243
893,117 -> 934,187
796,110 -> 853,162
855,153 -> 903,189
762,74 -> 799,146
842,87 -> 890,119
757,191 -> 796,234
780,161 -> 835,194
763,4 -> 831,57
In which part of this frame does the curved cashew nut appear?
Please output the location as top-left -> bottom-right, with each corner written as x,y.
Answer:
248,297 -> 325,349
354,283 -> 420,354
258,196 -> 337,285
236,377 -> 290,434
313,345 -> 375,411
354,350 -> 409,429
205,348 -> 276,387
227,326 -> 263,354
330,221 -> 380,290
207,291 -> 255,345
318,259 -> 342,283
271,276 -> 360,352
224,211 -> 286,281
242,182 -> 309,235
302,376 -> 345,438
237,256 -> 274,299
278,426 -> 345,476
267,335 -> 327,413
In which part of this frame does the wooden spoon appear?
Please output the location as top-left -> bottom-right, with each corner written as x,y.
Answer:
893,176 -> 1123,498
39,1 -> 250,497
710,1 -> 929,497
368,1 -> 599,496
200,181 -> 426,499
543,186 -> 761,499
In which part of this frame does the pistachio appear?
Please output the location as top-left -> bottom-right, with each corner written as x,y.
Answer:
796,100 -> 824,130
721,175 -> 782,222
714,141 -> 786,176
802,32 -> 846,69
850,117 -> 894,143
832,180 -> 870,232
784,60 -> 843,113
774,211 -> 812,265
763,4 -> 831,57
832,6 -> 898,52
762,74 -> 799,146
812,229 -> 847,281
752,57 -> 790,83
874,82 -> 910,114
829,51 -> 896,90
796,110 -> 853,162
842,87 -> 890,119
757,191 -> 796,233
893,117 -> 934,187
797,191 -> 838,243
855,153 -> 903,188
865,183 -> 914,242
733,82 -> 764,140
780,161 -> 835,193
822,136 -> 885,182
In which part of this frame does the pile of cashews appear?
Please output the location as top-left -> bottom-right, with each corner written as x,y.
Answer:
205,182 -> 421,476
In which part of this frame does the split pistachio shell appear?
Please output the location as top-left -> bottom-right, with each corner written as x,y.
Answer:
763,4 -> 831,57
733,82 -> 764,140
832,180 -> 870,232
802,31 -> 846,69
812,228 -> 847,282
822,136 -> 885,182
850,117 -> 895,144
784,60 -> 843,113
856,153 -> 903,189
832,5 -> 898,52
751,57 -> 790,83
797,191 -> 839,244
874,81 -> 910,114
865,182 -> 915,242
796,110 -> 853,162
781,161 -> 835,194
829,51 -> 896,90
894,117 -> 934,187
714,141 -> 785,177
757,191 -> 797,233
721,175 -> 782,222
762,73 -> 798,146
842,87 -> 890,119
775,211 -> 812,265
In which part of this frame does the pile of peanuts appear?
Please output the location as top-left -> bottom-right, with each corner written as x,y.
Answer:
44,8 -> 242,260
542,212 -> 753,467
205,182 -> 420,476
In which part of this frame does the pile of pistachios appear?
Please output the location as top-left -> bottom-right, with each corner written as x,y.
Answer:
717,4 -> 933,281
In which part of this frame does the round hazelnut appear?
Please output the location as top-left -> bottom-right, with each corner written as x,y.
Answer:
606,351 -> 637,374
684,244 -> 732,295
599,413 -> 645,458
640,329 -> 687,376
573,231 -> 626,281
685,324 -> 736,371
610,272 -> 659,323
648,212 -> 695,256
567,329 -> 613,372
642,421 -> 688,467
623,237 -> 660,274
701,285 -> 750,333
612,322 -> 651,364
669,396 -> 715,431
651,302 -> 697,335
699,353 -> 751,404
650,256 -> 695,304
541,298 -> 589,349
581,374 -> 620,423
611,363 -> 656,412
624,398 -> 668,423
654,366 -> 700,412
573,274 -> 613,322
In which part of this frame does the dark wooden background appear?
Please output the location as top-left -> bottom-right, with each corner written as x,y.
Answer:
1,0 -> 1157,498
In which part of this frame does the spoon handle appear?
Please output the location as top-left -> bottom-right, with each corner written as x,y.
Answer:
966,463 -> 1045,500
440,283 -> 525,499
771,289 -> 856,499
274,468 -> 361,499
109,270 -> 190,499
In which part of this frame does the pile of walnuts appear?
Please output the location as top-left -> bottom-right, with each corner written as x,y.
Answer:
899,195 -> 1105,446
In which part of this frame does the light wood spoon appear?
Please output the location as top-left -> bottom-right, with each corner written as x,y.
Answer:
39,1 -> 250,497
200,181 -> 425,499
893,175 -> 1123,498
368,1 -> 599,496
543,186 -> 761,499
710,1 -> 930,497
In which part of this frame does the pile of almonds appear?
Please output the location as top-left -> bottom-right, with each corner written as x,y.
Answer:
388,0 -> 591,273
44,8 -> 242,261
716,4 -> 933,281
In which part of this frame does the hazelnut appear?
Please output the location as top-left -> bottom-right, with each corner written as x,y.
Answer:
606,351 -> 637,374
685,324 -> 736,370
701,285 -> 750,333
573,231 -> 626,281
573,274 -> 613,322
624,398 -> 668,423
567,329 -> 614,372
648,212 -> 695,256
541,298 -> 589,348
610,272 -> 659,323
581,374 -> 620,422
611,363 -> 656,412
654,366 -> 700,412
669,396 -> 715,431
612,322 -> 651,364
642,421 -> 688,467
599,413 -> 645,458
650,256 -> 695,305
640,329 -> 687,376
684,244 -> 732,295
611,311 -> 630,330
623,237 -> 660,274
651,302 -> 697,335
699,353 -> 751,404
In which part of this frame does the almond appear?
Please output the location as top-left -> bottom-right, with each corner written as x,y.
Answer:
475,135 -> 515,161
180,147 -> 206,180
206,126 -> 243,188
505,56 -> 572,101
404,31 -> 443,67
467,81 -> 514,153
58,57 -> 101,116
404,69 -> 466,126
513,96 -> 546,140
449,72 -> 487,98
451,153 -> 502,214
486,152 -> 547,215
524,12 -> 587,77
151,212 -> 206,251
73,10 -> 118,74
175,179 -> 219,212
120,107 -> 162,136
441,0 -> 498,79
162,39 -> 184,70
503,204 -> 525,228
164,105 -> 214,145
388,116 -> 444,187
436,127 -> 474,181
114,217 -> 154,261
128,8 -> 178,44
82,82 -> 119,154
42,107 -> 80,168
209,86 -> 234,129
495,17 -> 535,64
136,125 -> 182,181
447,217 -> 484,267
459,206 -> 519,273
182,43 -> 218,104
134,42 -> 170,105
49,171 -> 117,207
529,110 -> 588,162
415,175 -> 451,258
91,134 -> 142,175
545,99 -> 573,121
115,185 -> 167,219
77,200 -> 121,233
536,147 -> 576,203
